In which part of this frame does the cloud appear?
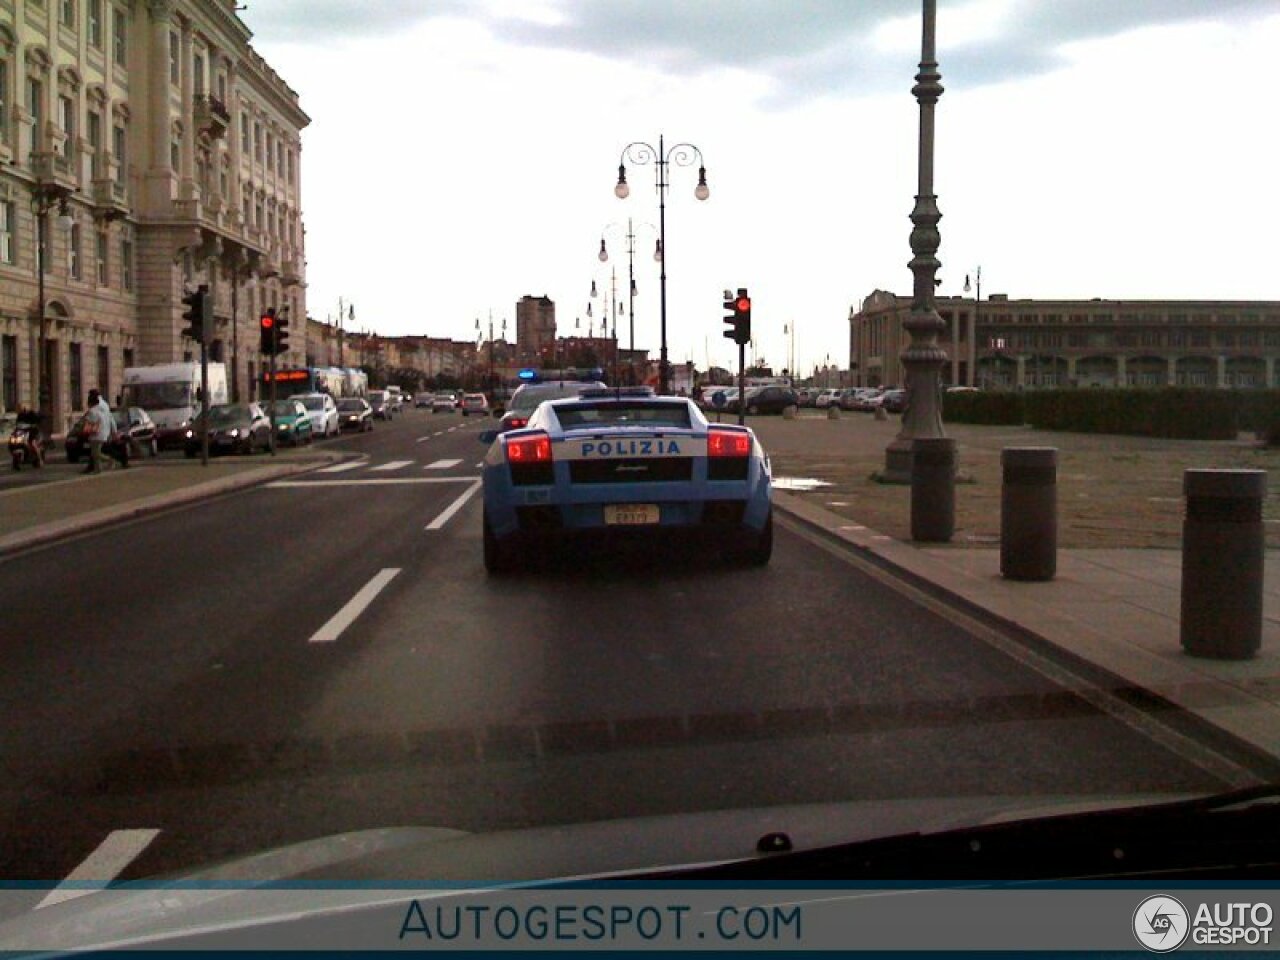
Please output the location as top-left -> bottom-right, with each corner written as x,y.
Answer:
243,0 -> 1279,112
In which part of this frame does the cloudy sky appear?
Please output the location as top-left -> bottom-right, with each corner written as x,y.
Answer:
240,0 -> 1279,376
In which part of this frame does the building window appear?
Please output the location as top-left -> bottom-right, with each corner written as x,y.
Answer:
113,7 -> 127,64
123,347 -> 133,369
286,148 -> 294,184
169,31 -> 179,83
121,237 -> 133,290
59,95 -> 75,160
1191,331 -> 1210,348
69,223 -> 81,279
0,59 -> 9,145
87,0 -> 102,47
60,0 -> 75,27
192,52 -> 204,95
217,73 -> 226,101
68,342 -> 82,405
265,131 -> 273,170
170,138 -> 179,169
0,200 -> 13,264
112,122 -> 126,182
1168,330 -> 1187,348
1140,329 -> 1162,348
1218,331 -> 1237,349
98,345 -> 109,399
96,230 -> 108,285
240,112 -> 249,151
28,78 -> 43,133
253,121 -> 262,162
87,109 -> 102,177
2,335 -> 17,411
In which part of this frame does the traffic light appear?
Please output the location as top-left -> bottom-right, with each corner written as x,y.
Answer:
275,309 -> 290,355
181,285 -> 208,343
259,308 -> 276,355
723,287 -> 751,346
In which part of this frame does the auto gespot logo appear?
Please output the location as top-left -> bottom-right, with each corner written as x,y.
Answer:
1133,895 -> 1274,951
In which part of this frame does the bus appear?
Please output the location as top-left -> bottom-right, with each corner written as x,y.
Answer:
261,366 -> 365,398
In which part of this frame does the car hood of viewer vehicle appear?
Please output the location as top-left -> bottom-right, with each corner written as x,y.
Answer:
0,792 -> 1203,952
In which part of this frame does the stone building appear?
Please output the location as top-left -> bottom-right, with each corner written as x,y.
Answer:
515,294 -> 555,361
850,290 -> 1280,390
0,0 -> 307,427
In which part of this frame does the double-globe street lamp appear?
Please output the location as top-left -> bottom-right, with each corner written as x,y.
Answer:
32,180 -> 74,427
614,135 -> 708,395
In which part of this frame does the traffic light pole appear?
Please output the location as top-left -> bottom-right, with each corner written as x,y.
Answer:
199,337 -> 210,467
737,341 -> 746,426
268,333 -> 277,456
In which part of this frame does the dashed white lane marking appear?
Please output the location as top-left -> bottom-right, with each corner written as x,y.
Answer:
308,568 -> 401,644
267,478 -> 473,488
414,435 -> 433,444
425,479 -> 482,531
316,461 -> 365,474
37,829 -> 162,909
370,460 -> 414,472
424,458 -> 463,470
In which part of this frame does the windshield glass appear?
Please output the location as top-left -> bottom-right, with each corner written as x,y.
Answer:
556,402 -> 692,429
124,382 -> 192,409
11,2 -> 1276,931
271,402 -> 299,417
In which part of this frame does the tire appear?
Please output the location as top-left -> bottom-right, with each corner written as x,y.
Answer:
747,404 -> 759,415
149,438 -> 159,457
67,450 -> 79,464
483,510 -> 518,575
185,447 -> 196,459
729,510 -> 773,567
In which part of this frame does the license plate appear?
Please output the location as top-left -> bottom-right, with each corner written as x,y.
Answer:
604,504 -> 660,525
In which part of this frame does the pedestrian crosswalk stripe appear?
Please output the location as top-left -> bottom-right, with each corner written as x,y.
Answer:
317,461 -> 365,473
424,458 -> 463,470
370,460 -> 413,472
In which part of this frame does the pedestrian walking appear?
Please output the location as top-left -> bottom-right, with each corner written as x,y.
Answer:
97,390 -> 129,469
81,390 -> 110,473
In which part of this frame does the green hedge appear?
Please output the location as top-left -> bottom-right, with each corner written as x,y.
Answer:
941,388 -> 1263,441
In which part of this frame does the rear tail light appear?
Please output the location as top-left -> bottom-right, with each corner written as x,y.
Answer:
507,431 -> 554,485
708,429 -> 751,458
506,432 -> 551,463
506,417 -> 528,430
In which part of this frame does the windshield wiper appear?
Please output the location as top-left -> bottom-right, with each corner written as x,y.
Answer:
651,785 -> 1280,883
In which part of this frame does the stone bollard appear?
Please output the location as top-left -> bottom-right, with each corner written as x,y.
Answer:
874,406 -> 888,421
1181,469 -> 1266,660
1001,447 -> 1058,581
827,405 -> 841,420
911,437 -> 956,542
782,404 -> 797,420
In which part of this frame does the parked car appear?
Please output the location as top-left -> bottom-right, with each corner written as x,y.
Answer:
269,399 -> 314,446
337,397 -> 374,431
732,385 -> 798,416
367,390 -> 394,420
849,388 -> 885,411
66,407 -> 159,462
415,393 -> 433,408
290,392 -> 339,438
795,387 -> 821,408
461,393 -> 490,417
880,388 -> 908,413
814,388 -> 842,409
699,386 -> 739,413
183,403 -> 271,457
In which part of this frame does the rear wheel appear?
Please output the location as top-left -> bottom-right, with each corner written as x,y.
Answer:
483,510 -> 518,575
747,404 -> 760,415
728,509 -> 772,567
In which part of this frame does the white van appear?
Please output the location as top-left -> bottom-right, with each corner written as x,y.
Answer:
123,363 -> 228,450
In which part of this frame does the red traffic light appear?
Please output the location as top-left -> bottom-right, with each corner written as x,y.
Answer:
735,297 -> 751,312
260,314 -> 274,329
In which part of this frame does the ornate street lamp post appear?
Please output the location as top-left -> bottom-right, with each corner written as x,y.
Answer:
599,218 -> 660,383
883,0 -> 950,484
614,135 -> 709,395
964,266 -> 981,387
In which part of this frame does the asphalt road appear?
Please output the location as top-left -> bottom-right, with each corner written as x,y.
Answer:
0,406 -> 1234,908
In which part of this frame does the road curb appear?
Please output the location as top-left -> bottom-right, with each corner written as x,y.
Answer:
0,454 -> 344,558
770,489 -> 1280,775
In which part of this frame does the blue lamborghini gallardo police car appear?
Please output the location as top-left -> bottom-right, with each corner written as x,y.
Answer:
478,387 -> 773,573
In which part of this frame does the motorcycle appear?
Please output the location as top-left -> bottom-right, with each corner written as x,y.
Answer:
9,424 -> 43,470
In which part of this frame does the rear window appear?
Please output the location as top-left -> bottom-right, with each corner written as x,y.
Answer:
554,402 -> 692,429
510,382 -> 604,413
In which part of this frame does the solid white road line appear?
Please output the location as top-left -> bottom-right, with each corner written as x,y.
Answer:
370,460 -> 414,472
424,458 -> 463,470
308,568 -> 401,644
316,461 -> 365,474
266,477 -> 474,488
425,479 -> 481,531
36,829 -> 162,909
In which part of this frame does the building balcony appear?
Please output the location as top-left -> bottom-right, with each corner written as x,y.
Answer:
194,95 -> 231,140
91,178 -> 130,219
30,150 -> 76,189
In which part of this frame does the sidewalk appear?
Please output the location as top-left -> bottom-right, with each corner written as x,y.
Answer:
756,413 -> 1280,778
0,449 -> 342,556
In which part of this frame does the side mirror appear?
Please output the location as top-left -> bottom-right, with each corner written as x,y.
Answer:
478,429 -> 498,444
